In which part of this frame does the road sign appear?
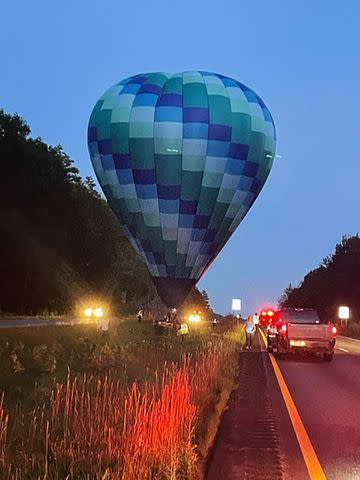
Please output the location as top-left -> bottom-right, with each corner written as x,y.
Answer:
232,299 -> 241,311
338,306 -> 350,320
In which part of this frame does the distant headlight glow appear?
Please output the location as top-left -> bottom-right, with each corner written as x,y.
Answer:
94,307 -> 104,318
189,313 -> 201,323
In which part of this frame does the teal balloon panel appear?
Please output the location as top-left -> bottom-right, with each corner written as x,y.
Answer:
88,72 -> 276,306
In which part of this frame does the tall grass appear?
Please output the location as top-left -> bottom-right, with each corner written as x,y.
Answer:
343,321 -> 360,340
0,321 -> 243,478
1,340 -> 239,479
0,393 -> 8,467
49,366 -> 197,479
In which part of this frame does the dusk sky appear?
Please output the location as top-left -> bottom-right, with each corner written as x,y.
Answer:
2,1 -> 359,315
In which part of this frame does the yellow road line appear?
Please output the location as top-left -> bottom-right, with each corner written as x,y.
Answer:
259,329 -> 327,480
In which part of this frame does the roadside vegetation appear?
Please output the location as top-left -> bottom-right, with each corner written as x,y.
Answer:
0,109 -> 212,321
0,318 -> 243,479
0,109 -> 156,315
343,322 -> 360,340
0,109 -> 239,478
279,235 -> 360,332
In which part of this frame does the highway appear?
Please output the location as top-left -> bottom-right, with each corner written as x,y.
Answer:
208,332 -> 360,480
274,335 -> 360,479
0,317 -> 79,328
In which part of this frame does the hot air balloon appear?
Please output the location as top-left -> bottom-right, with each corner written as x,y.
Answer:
88,71 -> 276,307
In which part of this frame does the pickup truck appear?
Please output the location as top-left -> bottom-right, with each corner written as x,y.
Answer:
266,308 -> 337,361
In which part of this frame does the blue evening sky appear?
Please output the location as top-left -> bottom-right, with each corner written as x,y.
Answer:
1,1 -> 359,315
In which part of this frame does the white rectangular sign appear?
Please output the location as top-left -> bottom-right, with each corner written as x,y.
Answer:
232,299 -> 241,311
338,306 -> 350,320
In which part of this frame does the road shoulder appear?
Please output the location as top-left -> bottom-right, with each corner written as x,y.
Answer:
207,332 -> 308,480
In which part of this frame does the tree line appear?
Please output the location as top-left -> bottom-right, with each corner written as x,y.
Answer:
279,235 -> 360,322
0,110 -> 159,315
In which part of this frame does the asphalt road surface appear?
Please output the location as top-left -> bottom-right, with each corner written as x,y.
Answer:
208,332 -> 360,480
276,335 -> 360,479
0,317 -> 79,328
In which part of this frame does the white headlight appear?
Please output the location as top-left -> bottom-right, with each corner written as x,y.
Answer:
94,307 -> 103,318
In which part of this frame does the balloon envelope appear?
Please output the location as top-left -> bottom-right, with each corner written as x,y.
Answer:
88,71 -> 276,306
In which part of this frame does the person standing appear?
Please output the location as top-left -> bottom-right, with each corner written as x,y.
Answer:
245,315 -> 256,350
99,316 -> 110,342
137,308 -> 143,323
253,312 -> 259,329
173,312 -> 180,332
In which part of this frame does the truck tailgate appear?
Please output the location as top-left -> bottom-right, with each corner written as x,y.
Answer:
288,323 -> 330,341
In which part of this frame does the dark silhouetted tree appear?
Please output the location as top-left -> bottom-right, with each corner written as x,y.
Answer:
0,110 -> 154,314
279,235 -> 360,322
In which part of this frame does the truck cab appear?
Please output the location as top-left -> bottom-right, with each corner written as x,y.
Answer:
267,308 -> 337,362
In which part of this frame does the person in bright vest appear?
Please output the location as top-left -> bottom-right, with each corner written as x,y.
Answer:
179,323 -> 189,342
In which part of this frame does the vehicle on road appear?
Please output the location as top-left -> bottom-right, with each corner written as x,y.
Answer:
266,308 -> 337,361
259,309 -> 275,327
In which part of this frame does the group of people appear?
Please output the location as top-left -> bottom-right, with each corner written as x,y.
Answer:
245,312 -> 259,350
100,308 -> 261,349
138,307 -> 182,331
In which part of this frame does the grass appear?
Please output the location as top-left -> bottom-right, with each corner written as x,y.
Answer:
0,318 -> 244,479
343,321 -> 360,340
0,393 -> 8,467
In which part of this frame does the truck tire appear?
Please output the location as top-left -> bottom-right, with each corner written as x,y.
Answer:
275,340 -> 285,360
324,352 -> 334,362
274,349 -> 285,360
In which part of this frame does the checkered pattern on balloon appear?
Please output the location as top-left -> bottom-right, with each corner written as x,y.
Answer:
88,71 -> 276,306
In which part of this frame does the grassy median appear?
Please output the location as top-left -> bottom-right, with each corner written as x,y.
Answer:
0,318 -> 243,479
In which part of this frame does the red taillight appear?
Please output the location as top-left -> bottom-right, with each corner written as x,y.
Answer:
332,326 -> 337,335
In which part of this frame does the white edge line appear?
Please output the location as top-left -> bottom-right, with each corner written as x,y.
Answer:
338,335 -> 360,343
